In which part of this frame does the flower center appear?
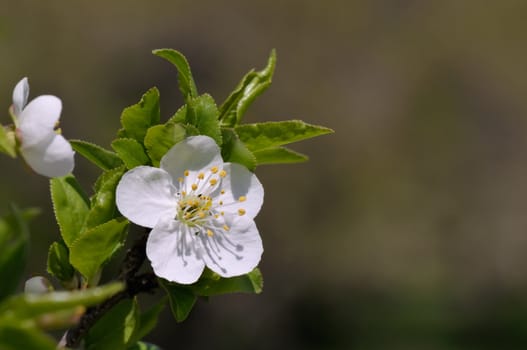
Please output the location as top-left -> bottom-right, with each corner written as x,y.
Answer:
175,166 -> 225,228
176,193 -> 213,226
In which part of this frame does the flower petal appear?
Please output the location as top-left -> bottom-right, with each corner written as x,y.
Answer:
146,217 -> 205,284
12,77 -> 29,116
215,162 -> 264,219
116,166 -> 178,228
201,214 -> 263,278
160,135 -> 223,190
21,134 -> 75,178
18,95 -> 62,146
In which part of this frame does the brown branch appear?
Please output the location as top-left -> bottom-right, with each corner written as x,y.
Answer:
65,230 -> 157,349
119,229 -> 149,280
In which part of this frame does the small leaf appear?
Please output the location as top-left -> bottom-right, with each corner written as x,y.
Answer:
218,69 -> 256,124
182,124 -> 200,136
119,88 -> 161,143
193,268 -> 263,296
0,324 -> 56,350
0,236 -> 26,301
129,298 -> 166,345
111,138 -> 150,169
0,205 -> 33,302
253,147 -> 308,165
86,166 -> 126,229
159,280 -> 197,322
85,299 -> 140,350
153,49 -> 198,101
167,104 -> 187,124
220,50 -> 276,127
187,94 -> 222,145
69,218 -> 129,281
144,122 -> 186,167
235,120 -> 333,152
46,241 -> 75,285
0,126 -> 16,158
0,282 -> 124,320
50,175 -> 90,247
220,128 -> 256,171
70,140 -> 123,170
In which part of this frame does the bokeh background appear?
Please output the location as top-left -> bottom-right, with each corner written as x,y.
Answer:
3,1 -> 527,349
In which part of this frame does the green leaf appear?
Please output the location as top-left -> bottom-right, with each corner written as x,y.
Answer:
0,282 -> 124,320
70,140 -> 123,170
119,87 -> 161,143
85,299 -> 140,350
218,70 -> 256,124
159,280 -> 197,322
167,104 -> 187,124
69,218 -> 129,281
220,128 -> 256,171
50,175 -> 90,247
86,166 -> 126,229
0,236 -> 26,301
171,96 -> 221,143
219,49 -> 276,127
187,94 -> 222,145
193,268 -> 263,296
128,342 -> 162,350
153,49 -> 198,101
0,126 -> 16,158
144,122 -> 186,167
253,147 -> 308,165
46,241 -> 75,285
235,120 -> 333,152
0,324 -> 56,350
0,205 -> 34,302
111,138 -> 150,169
129,299 -> 166,345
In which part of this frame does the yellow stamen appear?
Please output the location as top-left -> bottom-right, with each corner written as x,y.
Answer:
198,211 -> 206,219
223,224 -> 230,231
220,189 -> 225,195
178,177 -> 183,183
184,170 -> 190,176
207,229 -> 214,237
197,172 -> 204,180
219,170 -> 227,178
210,178 -> 218,186
238,208 -> 246,216
238,196 -> 246,202
211,166 -> 218,174
191,184 -> 198,191
219,201 -> 223,205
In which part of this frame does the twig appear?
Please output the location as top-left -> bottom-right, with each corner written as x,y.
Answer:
119,229 -> 149,280
64,230 -> 158,348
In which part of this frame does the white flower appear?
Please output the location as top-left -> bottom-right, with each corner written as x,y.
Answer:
116,135 -> 264,284
11,77 -> 75,178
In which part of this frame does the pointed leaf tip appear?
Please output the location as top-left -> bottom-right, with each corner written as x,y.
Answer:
219,50 -> 277,127
153,49 -> 198,101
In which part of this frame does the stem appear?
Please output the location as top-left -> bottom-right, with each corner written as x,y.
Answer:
64,230 -> 157,349
119,229 -> 149,280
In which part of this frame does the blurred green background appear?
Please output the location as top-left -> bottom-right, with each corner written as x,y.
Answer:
3,1 -> 527,349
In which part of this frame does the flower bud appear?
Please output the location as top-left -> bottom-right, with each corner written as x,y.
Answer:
24,276 -> 54,294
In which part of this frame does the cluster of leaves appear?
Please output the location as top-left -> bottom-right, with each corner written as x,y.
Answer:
0,49 -> 332,349
0,205 -> 125,349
